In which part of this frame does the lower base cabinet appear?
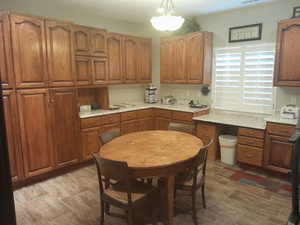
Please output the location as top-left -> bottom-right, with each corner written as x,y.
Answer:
17,89 -> 55,178
155,117 -> 170,130
81,127 -> 102,161
3,90 -> 24,182
121,120 -> 140,134
50,88 -> 80,168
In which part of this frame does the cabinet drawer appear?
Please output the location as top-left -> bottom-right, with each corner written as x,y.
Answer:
121,111 -> 138,121
155,109 -> 172,119
267,123 -> 295,137
102,114 -> 120,125
238,136 -> 264,148
239,128 -> 264,139
237,144 -> 263,166
137,109 -> 153,118
172,111 -> 193,122
81,117 -> 103,128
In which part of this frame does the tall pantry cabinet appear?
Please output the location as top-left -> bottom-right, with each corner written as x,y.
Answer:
0,12 -> 80,184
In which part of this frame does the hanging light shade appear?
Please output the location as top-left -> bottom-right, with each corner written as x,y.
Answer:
150,0 -> 185,32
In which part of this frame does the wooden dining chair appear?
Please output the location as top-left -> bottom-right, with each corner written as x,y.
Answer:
174,139 -> 213,225
99,128 -> 121,145
92,153 -> 160,225
168,122 -> 196,135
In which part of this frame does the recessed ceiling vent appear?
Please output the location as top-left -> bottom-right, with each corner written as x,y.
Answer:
241,0 -> 261,4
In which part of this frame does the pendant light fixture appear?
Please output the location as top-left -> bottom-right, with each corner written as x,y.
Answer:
150,0 -> 185,32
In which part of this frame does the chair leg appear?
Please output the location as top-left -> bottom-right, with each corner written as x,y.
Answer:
105,203 -> 110,215
127,208 -> 134,225
100,201 -> 105,225
191,191 -> 198,225
201,185 -> 207,209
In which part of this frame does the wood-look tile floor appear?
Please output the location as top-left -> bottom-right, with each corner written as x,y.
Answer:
14,162 -> 291,225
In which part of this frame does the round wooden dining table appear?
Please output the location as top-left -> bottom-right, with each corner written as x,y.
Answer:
100,130 -> 204,225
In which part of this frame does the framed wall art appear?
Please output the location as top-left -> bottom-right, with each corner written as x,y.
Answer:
229,23 -> 262,43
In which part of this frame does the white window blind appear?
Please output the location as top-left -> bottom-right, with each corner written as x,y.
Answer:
213,44 -> 276,114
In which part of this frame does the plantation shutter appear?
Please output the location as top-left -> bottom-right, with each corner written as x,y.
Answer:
213,44 -> 275,114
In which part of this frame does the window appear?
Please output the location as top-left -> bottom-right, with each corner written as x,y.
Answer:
213,44 -> 276,114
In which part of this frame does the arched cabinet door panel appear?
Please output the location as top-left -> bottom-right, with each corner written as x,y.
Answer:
274,18 -> 300,86
90,28 -> 107,57
74,25 -> 91,56
107,33 -> 123,84
46,20 -> 76,87
137,38 -> 152,83
11,14 -> 48,88
123,36 -> 138,83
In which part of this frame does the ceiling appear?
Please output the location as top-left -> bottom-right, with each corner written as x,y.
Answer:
57,0 -> 278,23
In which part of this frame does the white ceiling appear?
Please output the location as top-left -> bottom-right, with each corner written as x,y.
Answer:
58,0 -> 278,23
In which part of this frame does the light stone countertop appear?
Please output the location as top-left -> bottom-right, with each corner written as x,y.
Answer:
192,110 -> 268,130
264,113 -> 298,126
79,102 -> 209,119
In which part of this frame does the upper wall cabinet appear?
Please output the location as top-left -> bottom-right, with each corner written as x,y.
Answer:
274,18 -> 300,87
107,33 -> 123,83
73,25 -> 107,57
46,20 -> 76,87
160,32 -> 213,85
123,36 -> 138,83
137,38 -> 152,83
11,14 -> 48,88
0,12 -> 14,89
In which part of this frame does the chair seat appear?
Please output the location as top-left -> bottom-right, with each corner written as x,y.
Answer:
105,180 -> 156,204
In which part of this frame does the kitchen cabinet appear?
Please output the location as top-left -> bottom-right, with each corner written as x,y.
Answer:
186,32 -> 212,84
75,56 -> 92,86
121,120 -> 140,134
196,122 -> 222,160
264,122 -> 295,173
92,57 -> 107,85
90,28 -> 107,57
74,25 -> 107,57
3,90 -> 23,182
155,117 -> 170,130
160,32 -> 213,84
46,20 -> 76,87
50,88 -> 80,168
139,117 -> 154,131
11,14 -> 48,88
237,128 -> 265,167
137,38 -> 152,83
274,18 -> 300,87
107,33 -> 123,83
123,36 -> 138,83
81,127 -> 101,161
172,37 -> 186,83
0,12 -> 14,89
160,40 -> 173,83
17,89 -> 54,178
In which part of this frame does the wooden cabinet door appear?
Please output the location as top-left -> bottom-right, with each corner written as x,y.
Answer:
172,37 -> 186,83
11,14 -> 48,88
73,25 -> 90,56
81,127 -> 101,161
92,57 -> 107,85
186,33 -> 204,84
90,28 -> 107,57
160,40 -> 173,83
46,20 -> 75,87
274,18 -> 300,86
75,56 -> 92,86
264,134 -> 293,173
155,117 -> 170,130
0,13 -> 14,89
137,38 -> 152,83
123,36 -> 138,83
50,88 -> 80,168
107,33 -> 123,83
121,120 -> 140,134
17,89 -> 54,178
139,117 -> 154,131
3,90 -> 23,182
